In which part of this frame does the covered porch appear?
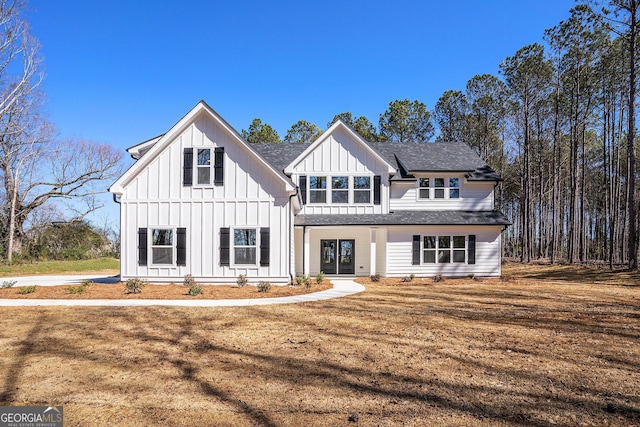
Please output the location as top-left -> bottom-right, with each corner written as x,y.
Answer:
294,226 -> 387,277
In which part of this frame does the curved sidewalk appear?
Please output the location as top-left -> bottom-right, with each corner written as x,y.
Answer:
0,279 -> 365,307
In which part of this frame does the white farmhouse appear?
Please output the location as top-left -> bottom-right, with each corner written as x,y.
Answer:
109,101 -> 510,283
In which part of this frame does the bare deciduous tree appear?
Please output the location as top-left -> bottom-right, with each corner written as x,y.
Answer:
0,0 -> 124,262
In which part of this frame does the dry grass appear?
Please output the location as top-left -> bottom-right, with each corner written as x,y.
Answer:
0,263 -> 638,426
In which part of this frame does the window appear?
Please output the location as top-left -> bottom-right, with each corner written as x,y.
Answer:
418,178 -> 430,199
332,176 -> 349,203
309,176 -> 327,203
422,235 -> 466,264
423,236 -> 436,263
434,178 -> 445,199
354,176 -> 371,203
417,177 -> 461,199
449,178 -> 460,199
234,228 -> 257,265
197,149 -> 211,185
151,229 -> 173,265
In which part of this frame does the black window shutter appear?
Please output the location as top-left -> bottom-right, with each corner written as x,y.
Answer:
183,148 -> 193,187
177,228 -> 187,266
138,228 -> 148,266
468,234 -> 476,265
260,228 -> 270,266
412,235 -> 420,265
220,227 -> 230,266
214,147 -> 224,185
374,175 -> 381,205
299,175 -> 307,204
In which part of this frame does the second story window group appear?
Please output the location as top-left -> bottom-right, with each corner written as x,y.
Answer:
418,177 -> 460,200
307,175 -> 372,204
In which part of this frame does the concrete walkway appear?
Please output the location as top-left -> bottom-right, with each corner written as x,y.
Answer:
0,279 -> 365,307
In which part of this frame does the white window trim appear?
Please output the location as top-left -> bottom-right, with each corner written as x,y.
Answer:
230,226 -> 260,268
422,234 -> 468,265
149,227 -> 177,267
194,147 -> 213,187
417,176 -> 462,201
308,174 -> 374,205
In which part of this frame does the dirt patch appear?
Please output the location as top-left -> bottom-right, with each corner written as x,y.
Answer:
0,263 -> 638,426
0,281 -> 332,299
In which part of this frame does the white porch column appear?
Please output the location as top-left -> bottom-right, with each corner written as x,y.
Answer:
303,227 -> 310,275
370,228 -> 377,276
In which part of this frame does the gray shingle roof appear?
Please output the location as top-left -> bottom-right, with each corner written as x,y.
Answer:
294,210 -> 511,226
251,140 -> 502,181
367,141 -> 501,180
251,143 -> 310,172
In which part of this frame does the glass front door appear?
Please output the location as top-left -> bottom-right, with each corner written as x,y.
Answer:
320,239 -> 355,275
320,240 -> 337,274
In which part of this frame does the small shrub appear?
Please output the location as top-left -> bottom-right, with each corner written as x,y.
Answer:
433,274 -> 444,283
2,280 -> 17,288
236,274 -> 248,288
370,274 -> 380,282
294,275 -> 305,287
315,271 -> 325,285
467,273 -> 475,279
18,285 -> 36,294
188,285 -> 203,296
124,278 -> 147,294
410,273 -> 416,280
257,280 -> 271,292
183,274 -> 196,287
81,279 -> 92,287
66,285 -> 86,294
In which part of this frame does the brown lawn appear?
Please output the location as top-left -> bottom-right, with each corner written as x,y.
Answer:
0,263 -> 638,426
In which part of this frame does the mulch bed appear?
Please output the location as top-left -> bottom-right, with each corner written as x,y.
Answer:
0,281 -> 332,299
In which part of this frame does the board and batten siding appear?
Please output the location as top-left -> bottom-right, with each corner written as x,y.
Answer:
389,176 -> 495,211
386,226 -> 503,277
291,128 -> 391,215
119,111 -> 292,283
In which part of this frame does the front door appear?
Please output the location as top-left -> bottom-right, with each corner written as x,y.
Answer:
320,239 -> 355,275
338,239 -> 355,274
320,240 -> 337,274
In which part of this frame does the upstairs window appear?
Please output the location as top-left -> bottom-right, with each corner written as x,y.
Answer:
434,178 -> 445,199
417,177 -> 461,200
197,149 -> 211,185
449,178 -> 460,199
353,176 -> 371,203
419,178 -> 430,199
309,176 -> 327,203
332,176 -> 349,203
183,147 -> 224,186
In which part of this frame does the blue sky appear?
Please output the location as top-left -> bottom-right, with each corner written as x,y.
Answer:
25,0 -> 575,224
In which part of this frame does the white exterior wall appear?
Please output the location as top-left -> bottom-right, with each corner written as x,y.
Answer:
386,225 -> 503,277
389,175 -> 495,211
119,112 -> 292,283
291,128 -> 391,215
